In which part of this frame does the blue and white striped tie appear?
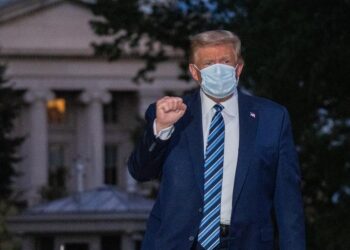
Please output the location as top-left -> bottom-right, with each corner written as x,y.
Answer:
198,104 -> 225,250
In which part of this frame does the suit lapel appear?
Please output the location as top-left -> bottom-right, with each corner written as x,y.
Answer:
183,90 -> 258,202
184,90 -> 205,197
231,92 -> 259,213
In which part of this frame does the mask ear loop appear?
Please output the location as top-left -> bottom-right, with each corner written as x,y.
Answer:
192,64 -> 201,72
235,65 -> 240,93
234,64 -> 240,81
191,64 -> 202,84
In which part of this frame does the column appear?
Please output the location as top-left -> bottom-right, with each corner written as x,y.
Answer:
24,88 -> 54,205
79,89 -> 111,189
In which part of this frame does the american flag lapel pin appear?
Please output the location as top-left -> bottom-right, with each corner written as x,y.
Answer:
250,112 -> 256,118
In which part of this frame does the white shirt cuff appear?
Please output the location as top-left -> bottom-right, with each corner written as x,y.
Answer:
153,119 -> 175,140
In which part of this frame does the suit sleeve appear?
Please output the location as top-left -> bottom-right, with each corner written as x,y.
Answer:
274,108 -> 306,250
127,104 -> 171,182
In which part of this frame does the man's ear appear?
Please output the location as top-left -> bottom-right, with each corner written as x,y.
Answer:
236,63 -> 244,78
189,64 -> 200,82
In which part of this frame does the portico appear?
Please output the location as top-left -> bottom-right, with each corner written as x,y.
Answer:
0,0 -> 195,205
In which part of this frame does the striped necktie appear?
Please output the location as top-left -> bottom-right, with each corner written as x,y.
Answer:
198,104 -> 225,250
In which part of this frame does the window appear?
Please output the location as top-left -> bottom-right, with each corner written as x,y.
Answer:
101,235 -> 121,250
64,243 -> 89,250
35,236 -> 54,250
48,144 -> 66,186
135,240 -> 142,250
103,93 -> 119,124
47,98 -> 66,124
104,144 -> 118,185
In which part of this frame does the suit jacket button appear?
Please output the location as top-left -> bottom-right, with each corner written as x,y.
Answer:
189,236 -> 194,241
198,208 -> 202,213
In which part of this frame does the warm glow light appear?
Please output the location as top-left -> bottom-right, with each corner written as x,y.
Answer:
47,98 -> 66,113
47,98 -> 66,123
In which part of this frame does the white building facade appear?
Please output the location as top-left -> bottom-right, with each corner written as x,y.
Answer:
1,1 -> 196,249
0,0 -> 194,206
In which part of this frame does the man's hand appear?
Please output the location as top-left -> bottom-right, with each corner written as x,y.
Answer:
156,96 -> 187,134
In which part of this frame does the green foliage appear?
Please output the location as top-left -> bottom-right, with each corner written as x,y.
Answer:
89,0 -> 244,82
0,200 -> 21,250
90,0 -> 350,248
240,2 -> 350,249
0,65 -> 23,250
0,64 -> 23,201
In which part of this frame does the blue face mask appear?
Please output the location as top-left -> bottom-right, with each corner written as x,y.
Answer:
194,64 -> 238,99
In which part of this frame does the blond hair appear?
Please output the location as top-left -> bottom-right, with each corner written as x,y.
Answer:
189,30 -> 242,63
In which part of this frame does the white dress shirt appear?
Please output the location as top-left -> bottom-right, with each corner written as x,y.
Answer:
153,90 -> 240,225
153,119 -> 174,140
200,90 -> 239,225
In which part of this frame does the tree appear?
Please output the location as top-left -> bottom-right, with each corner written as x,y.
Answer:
239,2 -> 350,249
0,64 -> 23,250
89,0 -> 350,248
0,64 -> 22,200
89,0 -> 243,82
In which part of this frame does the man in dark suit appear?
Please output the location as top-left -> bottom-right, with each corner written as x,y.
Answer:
128,30 -> 305,250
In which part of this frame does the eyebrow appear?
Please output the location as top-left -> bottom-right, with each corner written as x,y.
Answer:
202,56 -> 232,65
203,59 -> 215,63
220,56 -> 231,60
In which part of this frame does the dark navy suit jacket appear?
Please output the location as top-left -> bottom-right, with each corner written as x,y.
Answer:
128,89 -> 305,250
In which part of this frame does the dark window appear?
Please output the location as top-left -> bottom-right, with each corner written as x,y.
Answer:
44,144 -> 67,200
103,93 -> 119,124
48,144 -> 66,188
101,235 -> 121,250
64,243 -> 89,250
135,240 -> 142,250
35,236 -> 54,250
104,144 -> 118,185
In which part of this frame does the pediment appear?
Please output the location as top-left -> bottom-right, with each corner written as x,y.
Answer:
0,1 -> 103,56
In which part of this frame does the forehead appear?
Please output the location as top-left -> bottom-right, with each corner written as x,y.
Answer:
194,43 -> 236,62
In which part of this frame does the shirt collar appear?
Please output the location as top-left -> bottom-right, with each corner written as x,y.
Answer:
200,89 -> 238,118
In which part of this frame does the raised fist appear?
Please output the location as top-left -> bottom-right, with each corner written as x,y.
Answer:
156,96 -> 187,133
